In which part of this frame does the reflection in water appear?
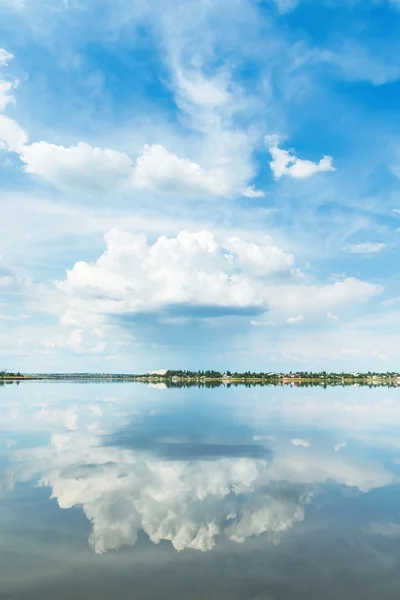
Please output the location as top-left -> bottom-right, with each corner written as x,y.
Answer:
17,434 -> 310,554
2,383 -> 400,599
5,384 -> 396,556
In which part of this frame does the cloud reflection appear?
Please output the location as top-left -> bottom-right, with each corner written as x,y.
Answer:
4,383 -> 399,555
17,433 -> 308,554
12,426 -> 395,555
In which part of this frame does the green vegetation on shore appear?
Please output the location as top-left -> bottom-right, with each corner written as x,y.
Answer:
2,368 -> 400,387
134,369 -> 400,387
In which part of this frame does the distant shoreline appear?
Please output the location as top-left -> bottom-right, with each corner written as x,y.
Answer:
2,371 -> 400,387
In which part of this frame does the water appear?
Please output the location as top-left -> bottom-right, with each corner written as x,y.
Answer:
1,381 -> 400,599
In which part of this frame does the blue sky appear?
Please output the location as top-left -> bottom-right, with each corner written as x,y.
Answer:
1,0 -> 400,372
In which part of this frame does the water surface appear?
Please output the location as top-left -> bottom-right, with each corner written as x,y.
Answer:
1,382 -> 400,599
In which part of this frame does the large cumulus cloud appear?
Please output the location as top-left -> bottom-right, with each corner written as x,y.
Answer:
53,228 -> 382,329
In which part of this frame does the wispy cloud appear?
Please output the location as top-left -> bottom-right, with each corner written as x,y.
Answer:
317,41 -> 400,86
291,438 -> 311,447
0,48 -> 17,113
344,242 -> 387,255
242,185 -> 265,199
381,296 -> 400,307
334,441 -> 347,452
366,523 -> 400,538
327,311 -> 339,322
286,315 -> 305,324
272,0 -> 299,14
0,48 -> 13,67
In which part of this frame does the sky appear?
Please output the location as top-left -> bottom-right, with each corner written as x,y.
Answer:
1,0 -> 400,373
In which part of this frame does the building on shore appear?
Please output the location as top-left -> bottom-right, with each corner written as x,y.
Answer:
148,369 -> 168,376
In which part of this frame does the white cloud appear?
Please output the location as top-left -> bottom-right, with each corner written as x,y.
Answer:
327,311 -> 339,321
39,325 -> 108,356
0,48 -> 13,68
18,140 -> 235,196
250,318 -> 273,327
0,115 -> 28,152
270,447 -> 393,493
67,328 -> 84,350
266,136 -> 335,179
0,257 -> 29,294
291,438 -> 311,447
286,315 -> 305,324
0,78 -> 16,111
0,312 -> 29,320
168,56 -> 257,197
0,275 -> 15,287
319,42 -> 400,86
334,441 -> 347,452
382,296 -> 400,307
20,141 -> 133,191
344,242 -> 386,255
0,50 -> 241,198
35,408 -> 79,431
242,185 -> 265,199
223,235 -> 295,278
273,0 -> 299,13
0,49 -> 16,112
366,523 -> 400,538
297,279 -> 381,313
52,229 -> 382,331
54,229 -> 293,324
248,387 -> 400,435
174,68 -> 232,111
0,27 -> 256,199
0,0 -> 25,8
131,144 -> 229,196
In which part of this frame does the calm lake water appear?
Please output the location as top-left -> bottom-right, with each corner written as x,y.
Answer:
2,382 -> 400,599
